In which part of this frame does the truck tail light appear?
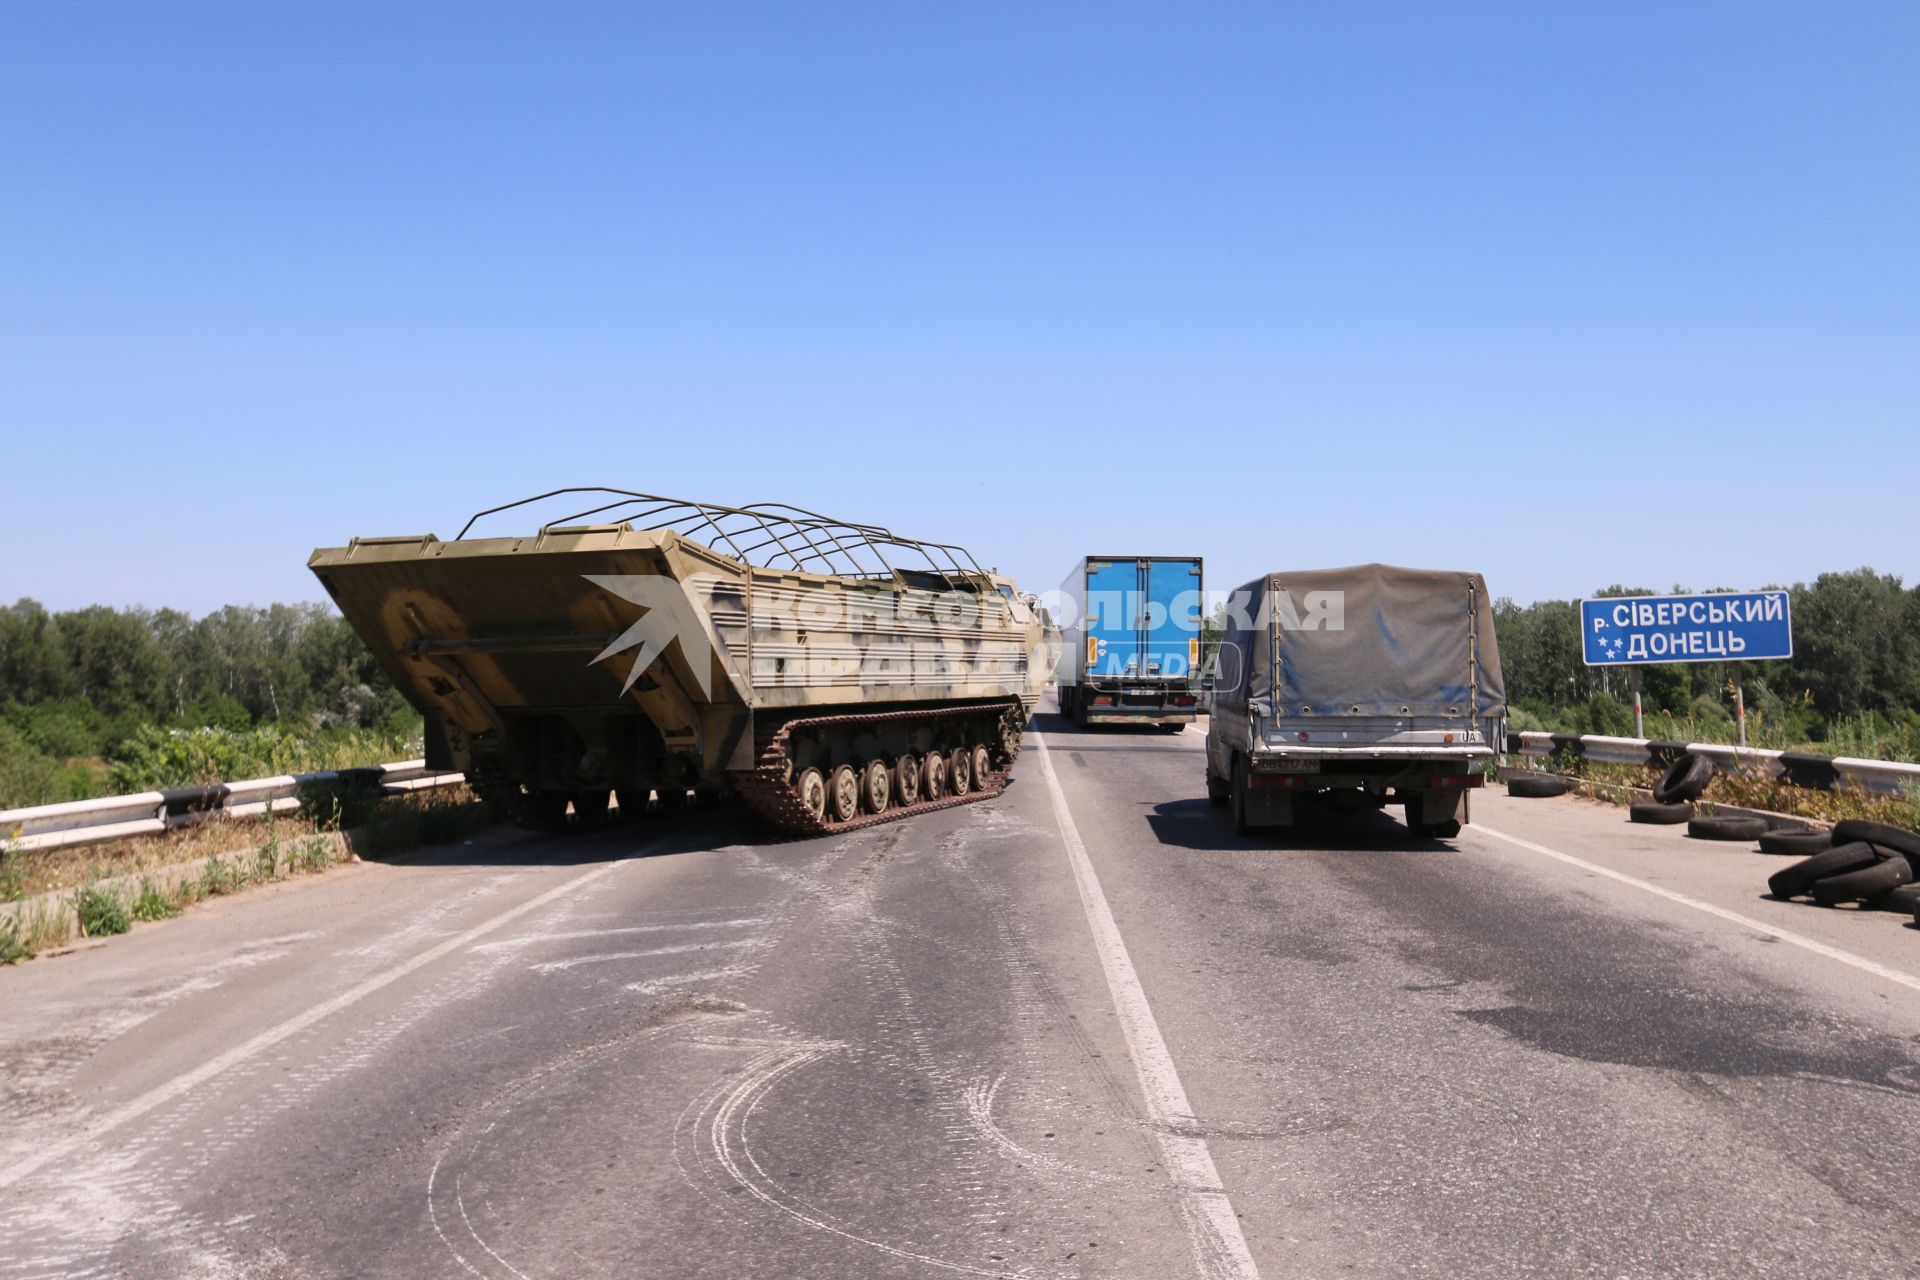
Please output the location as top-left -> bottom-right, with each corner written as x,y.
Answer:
1092,696 -> 1114,707
1426,775 -> 1484,788
1173,695 -> 1196,706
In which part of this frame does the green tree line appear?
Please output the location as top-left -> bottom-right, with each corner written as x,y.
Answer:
0,599 -> 417,808
1196,568 -> 1920,761
1494,568 -> 1920,758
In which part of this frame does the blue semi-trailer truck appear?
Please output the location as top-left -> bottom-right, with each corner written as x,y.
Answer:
1056,555 -> 1204,729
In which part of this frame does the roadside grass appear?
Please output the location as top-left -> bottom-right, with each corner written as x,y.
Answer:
0,785 -> 492,964
73,880 -> 131,938
0,784 -> 482,902
1514,753 -> 1920,828
130,876 -> 180,923
0,916 -> 28,965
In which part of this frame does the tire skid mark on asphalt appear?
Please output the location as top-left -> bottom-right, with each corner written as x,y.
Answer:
941,803 -> 1170,1202
0,891 -> 595,1279
961,1074 -> 1140,1189
657,810 -> 1094,1272
427,1015 -> 748,1279
0,837 -> 708,1277
0,932 -> 315,1175
672,1040 -> 1031,1279
1033,732 -> 1263,1280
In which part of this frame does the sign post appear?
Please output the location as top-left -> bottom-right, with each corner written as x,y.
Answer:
1579,591 -> 1792,741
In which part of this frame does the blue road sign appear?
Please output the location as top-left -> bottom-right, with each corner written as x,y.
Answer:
1580,591 -> 1792,666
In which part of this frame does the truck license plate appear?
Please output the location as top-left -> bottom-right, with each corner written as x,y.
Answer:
1264,758 -> 1317,773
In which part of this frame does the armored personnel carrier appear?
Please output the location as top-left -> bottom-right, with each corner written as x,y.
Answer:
309,489 -> 1059,835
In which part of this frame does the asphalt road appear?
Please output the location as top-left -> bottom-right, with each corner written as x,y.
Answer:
6,699 -> 1920,1279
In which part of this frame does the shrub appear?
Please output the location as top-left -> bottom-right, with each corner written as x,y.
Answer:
0,915 -> 28,964
74,882 -> 130,937
130,876 -> 180,923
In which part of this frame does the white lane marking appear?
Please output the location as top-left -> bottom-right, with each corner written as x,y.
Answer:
528,938 -> 754,973
471,917 -> 765,951
1033,733 -> 1262,1280
1473,823 -> 1920,995
0,852 -> 645,1193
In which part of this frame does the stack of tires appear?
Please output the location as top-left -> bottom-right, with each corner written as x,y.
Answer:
1767,822 -> 1920,912
1628,753 -> 1714,825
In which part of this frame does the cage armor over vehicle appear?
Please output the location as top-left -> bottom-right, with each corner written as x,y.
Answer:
309,489 -> 1061,835
1206,564 -> 1506,838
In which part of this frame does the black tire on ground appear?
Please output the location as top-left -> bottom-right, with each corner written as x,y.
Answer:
1629,801 -> 1693,825
1832,821 -> 1920,862
1686,814 -> 1770,841
1810,855 -> 1913,906
1767,842 -> 1883,899
1757,829 -> 1832,857
1431,819 -> 1462,839
1653,752 -> 1715,805
1507,774 -> 1569,798
1869,883 -> 1920,914
1206,771 -> 1229,808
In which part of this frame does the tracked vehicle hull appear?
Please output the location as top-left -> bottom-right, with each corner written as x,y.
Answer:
310,490 -> 1058,835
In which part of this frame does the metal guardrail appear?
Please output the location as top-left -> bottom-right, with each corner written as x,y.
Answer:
1507,731 -> 1920,798
0,761 -> 466,853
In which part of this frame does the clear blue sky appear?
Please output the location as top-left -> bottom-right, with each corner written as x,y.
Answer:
3,2 -> 1915,613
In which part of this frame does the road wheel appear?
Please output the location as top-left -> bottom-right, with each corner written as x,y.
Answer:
526,791 -> 571,832
1686,814 -> 1769,841
1758,829 -> 1831,856
1767,842 -> 1880,899
794,767 -> 827,822
655,787 -> 689,813
1163,723 -> 1186,734
1431,819 -> 1462,839
1231,755 -> 1253,836
1653,752 -> 1715,804
1629,801 -> 1692,824
1206,771 -> 1229,808
862,760 -> 891,816
970,744 -> 992,789
1507,774 -> 1569,798
948,747 -> 973,796
827,764 -> 860,823
1811,855 -> 1912,905
572,788 -> 611,826
922,752 -> 948,801
615,787 -> 650,820
1406,793 -> 1431,838
893,753 -> 921,806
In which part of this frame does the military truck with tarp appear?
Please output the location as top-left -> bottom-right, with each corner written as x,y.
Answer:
1205,564 -> 1505,837
309,489 -> 1060,836
1056,555 -> 1205,729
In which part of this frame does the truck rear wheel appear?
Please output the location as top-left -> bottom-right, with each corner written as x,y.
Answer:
1231,755 -> 1253,836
